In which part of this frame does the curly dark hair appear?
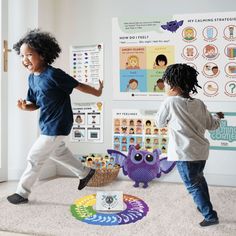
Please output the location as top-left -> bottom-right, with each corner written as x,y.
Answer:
13,29 -> 61,65
162,63 -> 201,95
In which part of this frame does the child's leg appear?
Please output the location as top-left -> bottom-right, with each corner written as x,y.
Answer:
176,161 -> 218,222
16,135 -> 64,198
50,138 -> 91,179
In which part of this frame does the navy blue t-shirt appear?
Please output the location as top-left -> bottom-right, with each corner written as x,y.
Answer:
27,66 -> 79,136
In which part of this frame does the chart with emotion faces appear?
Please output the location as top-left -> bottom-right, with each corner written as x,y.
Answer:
174,11 -> 236,100
112,109 -> 168,157
113,12 -> 236,101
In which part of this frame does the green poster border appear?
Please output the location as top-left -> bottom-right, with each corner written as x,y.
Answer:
209,112 -> 236,151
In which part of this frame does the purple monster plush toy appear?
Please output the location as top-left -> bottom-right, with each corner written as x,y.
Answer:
107,145 -> 176,188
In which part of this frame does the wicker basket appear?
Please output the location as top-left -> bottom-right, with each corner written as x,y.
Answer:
87,166 -> 120,187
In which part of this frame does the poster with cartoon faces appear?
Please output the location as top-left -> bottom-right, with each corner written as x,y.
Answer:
174,11 -> 236,100
112,109 -> 168,157
71,102 -> 103,143
113,12 -> 236,101
112,17 -> 176,100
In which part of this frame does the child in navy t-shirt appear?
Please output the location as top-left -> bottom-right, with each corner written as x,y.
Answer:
7,29 -> 103,204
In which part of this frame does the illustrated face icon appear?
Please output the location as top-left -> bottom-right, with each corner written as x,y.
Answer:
187,48 -> 194,56
186,31 -> 193,38
157,82 -> 165,90
209,49 -> 215,56
158,60 -> 165,67
183,27 -> 195,40
130,59 -> 137,67
212,67 -> 218,75
130,81 -> 138,90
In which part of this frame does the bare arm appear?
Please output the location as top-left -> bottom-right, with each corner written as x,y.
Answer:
75,80 -> 103,97
17,99 -> 39,111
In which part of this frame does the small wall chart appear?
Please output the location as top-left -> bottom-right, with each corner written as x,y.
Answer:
71,102 -> 103,143
70,43 -> 103,85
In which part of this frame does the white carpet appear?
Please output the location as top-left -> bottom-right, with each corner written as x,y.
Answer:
0,177 -> 236,236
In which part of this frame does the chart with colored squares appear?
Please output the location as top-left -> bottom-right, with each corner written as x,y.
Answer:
70,194 -> 149,226
70,43 -> 103,86
112,109 -> 168,157
112,11 -> 236,101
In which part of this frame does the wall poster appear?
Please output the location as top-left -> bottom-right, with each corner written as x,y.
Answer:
207,112 -> 236,151
112,110 -> 236,153
112,12 -> 236,101
71,102 -> 103,143
70,43 -> 103,85
112,109 -> 168,157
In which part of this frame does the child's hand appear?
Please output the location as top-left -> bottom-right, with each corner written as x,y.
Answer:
17,99 -> 27,110
216,112 -> 224,119
76,80 -> 104,96
97,80 -> 104,96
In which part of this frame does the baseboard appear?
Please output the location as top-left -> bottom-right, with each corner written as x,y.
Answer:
8,162 -> 57,181
204,173 -> 236,187
117,169 -> 236,187
56,163 -> 236,187
117,169 -> 181,183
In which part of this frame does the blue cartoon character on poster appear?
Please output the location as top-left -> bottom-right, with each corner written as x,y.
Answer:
161,20 -> 184,33
107,145 -> 175,188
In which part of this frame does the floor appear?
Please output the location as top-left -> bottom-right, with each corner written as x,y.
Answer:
0,181 -> 36,236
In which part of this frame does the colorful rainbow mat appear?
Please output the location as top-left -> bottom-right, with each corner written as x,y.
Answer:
70,194 -> 149,226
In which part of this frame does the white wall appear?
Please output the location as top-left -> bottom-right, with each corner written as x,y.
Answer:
8,0 -> 56,180
0,0 -> 8,181
7,0 -> 236,186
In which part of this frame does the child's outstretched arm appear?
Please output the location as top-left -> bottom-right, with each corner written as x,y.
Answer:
17,99 -> 39,111
75,80 -> 103,97
206,110 -> 224,130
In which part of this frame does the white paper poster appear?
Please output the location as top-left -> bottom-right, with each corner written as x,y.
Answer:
112,109 -> 168,157
174,12 -> 236,101
112,17 -> 174,100
71,102 -> 103,143
112,12 -> 236,101
207,112 -> 236,151
70,43 -> 103,85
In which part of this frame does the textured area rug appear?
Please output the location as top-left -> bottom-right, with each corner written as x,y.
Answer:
0,177 -> 236,236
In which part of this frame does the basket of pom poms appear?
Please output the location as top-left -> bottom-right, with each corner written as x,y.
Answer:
78,154 -> 120,187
